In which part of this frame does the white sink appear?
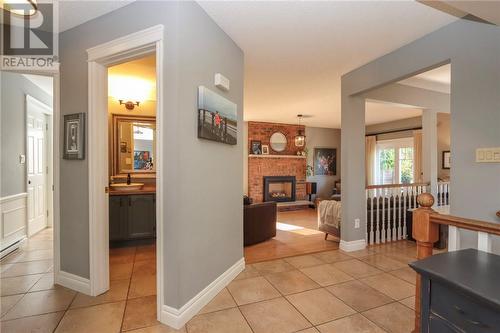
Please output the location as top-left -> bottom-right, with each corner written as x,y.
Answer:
110,183 -> 144,191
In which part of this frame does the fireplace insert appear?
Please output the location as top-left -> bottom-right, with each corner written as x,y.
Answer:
263,176 -> 296,202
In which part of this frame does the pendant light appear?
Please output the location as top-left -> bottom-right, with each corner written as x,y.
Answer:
294,114 -> 306,147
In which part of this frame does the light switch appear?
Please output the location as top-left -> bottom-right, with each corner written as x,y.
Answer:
476,147 -> 500,163
19,154 -> 26,164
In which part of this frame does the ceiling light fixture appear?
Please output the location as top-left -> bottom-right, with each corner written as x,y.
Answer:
2,0 -> 38,17
294,114 -> 306,147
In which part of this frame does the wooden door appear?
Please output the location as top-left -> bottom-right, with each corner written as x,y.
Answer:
27,105 -> 48,236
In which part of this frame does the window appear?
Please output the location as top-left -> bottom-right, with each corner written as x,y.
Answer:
376,138 -> 414,185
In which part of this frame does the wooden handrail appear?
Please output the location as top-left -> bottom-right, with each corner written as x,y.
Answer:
365,182 -> 429,190
411,193 -> 500,333
429,213 -> 500,236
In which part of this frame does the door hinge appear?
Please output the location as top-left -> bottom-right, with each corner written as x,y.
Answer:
46,166 -> 49,174
52,184 -> 55,191
46,210 -> 49,218
46,123 -> 48,131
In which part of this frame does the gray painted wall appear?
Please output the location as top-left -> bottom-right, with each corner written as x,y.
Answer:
305,127 -> 341,198
341,19 -> 500,244
1,72 -> 52,197
59,1 -> 244,308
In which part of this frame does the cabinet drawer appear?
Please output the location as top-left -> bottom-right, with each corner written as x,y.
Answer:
431,281 -> 500,332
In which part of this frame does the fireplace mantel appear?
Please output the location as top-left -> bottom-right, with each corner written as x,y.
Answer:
249,154 -> 306,159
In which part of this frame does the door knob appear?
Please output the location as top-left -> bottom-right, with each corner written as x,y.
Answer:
105,187 -> 109,193
28,180 -> 31,184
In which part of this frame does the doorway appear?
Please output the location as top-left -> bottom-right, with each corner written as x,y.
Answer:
26,94 -> 53,236
86,25 -> 165,321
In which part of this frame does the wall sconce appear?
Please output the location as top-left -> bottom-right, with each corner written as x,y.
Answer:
119,100 -> 140,111
294,114 -> 306,147
108,75 -> 153,111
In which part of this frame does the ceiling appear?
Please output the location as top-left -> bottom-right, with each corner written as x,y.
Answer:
198,1 -> 457,128
399,64 -> 451,94
23,74 -> 53,96
59,1 -> 134,32
365,101 -> 422,126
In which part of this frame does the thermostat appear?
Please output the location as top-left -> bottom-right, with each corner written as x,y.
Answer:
215,73 -> 230,91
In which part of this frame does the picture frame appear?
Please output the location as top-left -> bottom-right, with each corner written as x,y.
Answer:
251,140 -> 262,155
262,144 -> 269,155
63,113 -> 85,160
197,86 -> 237,145
442,150 -> 451,169
314,148 -> 337,176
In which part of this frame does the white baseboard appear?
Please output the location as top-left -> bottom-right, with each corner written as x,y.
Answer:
161,257 -> 245,329
340,239 -> 367,252
56,270 -> 91,295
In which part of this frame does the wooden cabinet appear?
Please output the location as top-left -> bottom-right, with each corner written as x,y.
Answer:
410,249 -> 500,333
109,194 -> 155,243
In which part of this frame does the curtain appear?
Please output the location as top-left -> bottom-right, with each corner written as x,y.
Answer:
413,130 -> 423,182
365,136 -> 377,186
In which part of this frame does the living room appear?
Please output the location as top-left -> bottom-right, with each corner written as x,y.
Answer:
242,64 -> 452,263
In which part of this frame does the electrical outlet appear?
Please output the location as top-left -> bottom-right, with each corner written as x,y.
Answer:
354,218 -> 360,228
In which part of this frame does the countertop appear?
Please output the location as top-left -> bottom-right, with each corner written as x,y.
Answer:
109,183 -> 156,196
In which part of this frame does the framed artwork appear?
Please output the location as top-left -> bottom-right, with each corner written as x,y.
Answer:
197,86 -> 237,145
63,113 -> 85,160
262,144 -> 270,155
442,151 -> 451,169
251,140 -> 262,155
314,148 -> 337,176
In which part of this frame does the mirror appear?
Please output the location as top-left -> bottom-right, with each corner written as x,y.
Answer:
112,115 -> 156,175
270,132 -> 287,152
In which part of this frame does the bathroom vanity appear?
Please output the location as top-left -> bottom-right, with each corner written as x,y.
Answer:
109,184 -> 156,245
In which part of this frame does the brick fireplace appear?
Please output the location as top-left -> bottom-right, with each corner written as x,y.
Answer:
248,122 -> 307,203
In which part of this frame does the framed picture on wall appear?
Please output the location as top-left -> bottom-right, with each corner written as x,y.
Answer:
251,140 -> 262,155
442,151 -> 451,169
63,113 -> 85,160
314,148 -> 336,176
262,145 -> 269,155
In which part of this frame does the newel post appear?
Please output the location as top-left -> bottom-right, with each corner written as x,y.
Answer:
412,193 -> 438,333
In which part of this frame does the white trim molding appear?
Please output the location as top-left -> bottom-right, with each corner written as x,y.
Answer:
340,239 -> 367,252
56,270 -> 91,295
161,258 -> 245,330
86,25 -> 165,320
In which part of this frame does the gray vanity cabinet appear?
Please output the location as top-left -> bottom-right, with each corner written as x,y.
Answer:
109,194 -> 156,242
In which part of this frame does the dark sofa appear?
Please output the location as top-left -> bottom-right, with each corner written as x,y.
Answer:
244,202 -> 277,246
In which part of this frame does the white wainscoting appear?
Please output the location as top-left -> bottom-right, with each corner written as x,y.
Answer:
1,193 -> 28,257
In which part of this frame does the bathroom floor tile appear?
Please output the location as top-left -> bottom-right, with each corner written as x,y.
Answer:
56,301 -> 125,333
187,308 -> 252,333
1,311 -> 64,333
360,273 -> 414,300
316,313 -> 385,333
198,288 -> 236,314
122,295 -> 158,331
327,280 -> 393,312
70,279 -> 130,308
227,276 -> 280,305
300,264 -> 354,287
363,302 -> 414,333
265,270 -> 320,295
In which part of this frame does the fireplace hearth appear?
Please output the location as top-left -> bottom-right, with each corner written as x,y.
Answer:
263,176 -> 296,202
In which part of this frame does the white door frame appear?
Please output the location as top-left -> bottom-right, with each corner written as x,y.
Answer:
86,25 -> 165,318
8,67 -> 61,295
25,94 -> 53,236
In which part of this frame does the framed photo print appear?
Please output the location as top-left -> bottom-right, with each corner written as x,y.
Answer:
262,144 -> 270,155
314,148 -> 337,176
251,140 -> 262,155
63,113 -> 85,160
442,151 -> 451,169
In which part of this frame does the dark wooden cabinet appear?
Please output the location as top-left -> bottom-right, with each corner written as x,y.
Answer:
109,194 -> 156,243
410,249 -> 500,333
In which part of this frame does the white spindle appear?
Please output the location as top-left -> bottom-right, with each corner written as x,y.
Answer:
375,190 -> 380,244
369,190 -> 374,245
448,226 -> 461,251
392,188 -> 397,241
398,188 -> 402,240
381,188 -> 386,243
477,231 -> 492,253
403,186 -> 407,239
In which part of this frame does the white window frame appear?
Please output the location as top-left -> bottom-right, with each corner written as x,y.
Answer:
375,137 -> 414,185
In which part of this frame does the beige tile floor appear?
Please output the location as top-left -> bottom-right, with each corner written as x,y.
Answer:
1,228 -> 421,333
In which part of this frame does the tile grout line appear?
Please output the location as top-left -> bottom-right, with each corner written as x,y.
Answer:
119,246 -> 137,332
